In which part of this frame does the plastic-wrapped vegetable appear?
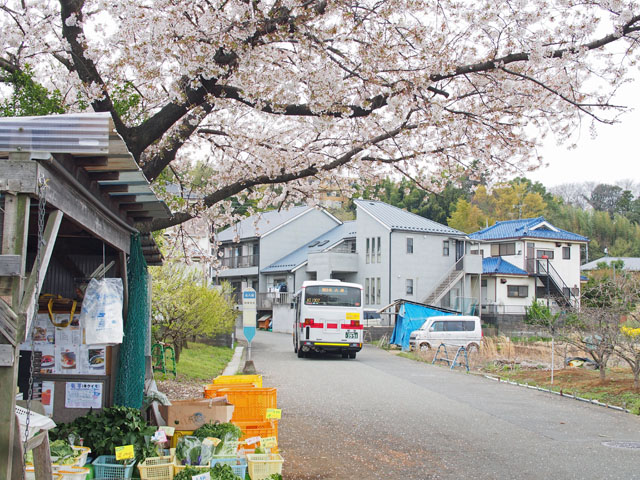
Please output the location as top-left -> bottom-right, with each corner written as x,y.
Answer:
175,436 -> 203,465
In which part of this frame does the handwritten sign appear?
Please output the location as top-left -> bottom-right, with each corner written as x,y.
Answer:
192,473 -> 211,480
265,408 -> 281,419
244,436 -> 261,445
261,436 -> 278,448
159,426 -> 175,436
152,430 -> 167,443
115,445 -> 134,461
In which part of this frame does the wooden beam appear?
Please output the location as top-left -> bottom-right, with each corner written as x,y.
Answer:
112,195 -> 138,204
0,193 -> 30,480
0,255 -> 21,277
0,299 -> 18,347
100,184 -> 129,193
74,156 -> 109,167
88,171 -> 120,181
19,210 -> 63,336
119,203 -> 146,211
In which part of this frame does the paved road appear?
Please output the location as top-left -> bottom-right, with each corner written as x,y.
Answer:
246,329 -> 640,479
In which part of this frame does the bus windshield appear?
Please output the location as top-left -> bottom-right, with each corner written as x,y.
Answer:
304,285 -> 361,307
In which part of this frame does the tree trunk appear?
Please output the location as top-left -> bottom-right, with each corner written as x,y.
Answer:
634,369 -> 639,390
599,363 -> 606,381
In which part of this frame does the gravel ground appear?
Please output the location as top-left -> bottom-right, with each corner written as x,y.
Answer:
248,329 -> 640,480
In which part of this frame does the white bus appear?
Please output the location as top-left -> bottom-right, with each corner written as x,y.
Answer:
292,280 -> 364,359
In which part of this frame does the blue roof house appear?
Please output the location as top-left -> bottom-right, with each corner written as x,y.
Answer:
469,217 -> 589,318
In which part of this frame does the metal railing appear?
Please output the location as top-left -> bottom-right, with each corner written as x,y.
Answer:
536,259 -> 577,307
220,254 -> 259,268
422,256 -> 465,304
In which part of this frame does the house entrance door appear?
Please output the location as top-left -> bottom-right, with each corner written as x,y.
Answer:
455,240 -> 464,261
526,242 -> 535,273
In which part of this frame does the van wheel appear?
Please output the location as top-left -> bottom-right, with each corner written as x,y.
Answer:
467,343 -> 479,353
419,343 -> 430,352
349,352 -> 356,359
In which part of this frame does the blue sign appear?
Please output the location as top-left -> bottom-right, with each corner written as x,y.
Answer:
244,326 -> 256,343
243,291 -> 256,299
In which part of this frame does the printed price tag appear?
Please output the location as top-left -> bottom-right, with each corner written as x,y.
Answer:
192,473 -> 211,480
159,426 -> 175,436
261,436 -> 278,448
265,408 -> 282,419
115,445 -> 134,460
244,436 -> 261,445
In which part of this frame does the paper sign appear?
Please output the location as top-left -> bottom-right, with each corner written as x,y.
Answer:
115,445 -> 134,460
159,426 -> 175,436
65,382 -> 102,409
152,430 -> 167,443
265,408 -> 281,419
261,436 -> 278,448
244,436 -> 261,445
192,473 -> 210,480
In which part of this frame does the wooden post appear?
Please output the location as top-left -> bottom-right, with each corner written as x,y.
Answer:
0,193 -> 30,480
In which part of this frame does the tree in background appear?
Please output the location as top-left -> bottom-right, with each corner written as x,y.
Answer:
618,314 -> 640,389
0,65 -> 65,116
447,198 -> 487,233
1,1 -> 639,234
151,263 -> 236,361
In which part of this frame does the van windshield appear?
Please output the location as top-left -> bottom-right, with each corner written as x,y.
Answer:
304,286 -> 361,307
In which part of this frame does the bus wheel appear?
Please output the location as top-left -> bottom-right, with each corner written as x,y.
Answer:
348,352 -> 356,359
341,351 -> 348,358
297,347 -> 305,358
293,336 -> 298,353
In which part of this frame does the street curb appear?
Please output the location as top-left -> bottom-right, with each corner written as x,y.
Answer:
222,346 -> 244,376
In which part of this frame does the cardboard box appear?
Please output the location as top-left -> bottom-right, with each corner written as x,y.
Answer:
160,396 -> 234,429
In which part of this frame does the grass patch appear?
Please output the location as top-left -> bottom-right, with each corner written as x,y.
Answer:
173,342 -> 234,381
497,367 -> 640,414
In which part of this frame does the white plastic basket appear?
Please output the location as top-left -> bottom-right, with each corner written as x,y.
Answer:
15,405 -> 56,440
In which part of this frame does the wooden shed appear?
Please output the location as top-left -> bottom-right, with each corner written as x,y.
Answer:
0,112 -> 169,479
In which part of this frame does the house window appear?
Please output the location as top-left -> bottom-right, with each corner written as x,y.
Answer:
536,250 -> 554,259
365,278 -> 370,304
371,277 -> 376,304
562,247 -> 570,259
406,279 -> 414,295
366,238 -> 370,264
443,240 -> 450,256
507,285 -> 529,298
499,243 -> 516,256
377,236 -> 381,262
407,237 -> 413,254
376,278 -> 381,305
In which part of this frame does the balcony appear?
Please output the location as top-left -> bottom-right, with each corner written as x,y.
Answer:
220,254 -> 259,269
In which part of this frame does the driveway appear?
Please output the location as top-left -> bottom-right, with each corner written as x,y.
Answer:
245,330 -> 640,479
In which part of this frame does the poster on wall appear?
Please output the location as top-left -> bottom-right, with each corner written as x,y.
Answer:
80,345 -> 106,374
55,345 -> 79,374
27,314 -> 56,345
65,382 -> 103,409
39,344 -> 55,374
41,381 -> 55,417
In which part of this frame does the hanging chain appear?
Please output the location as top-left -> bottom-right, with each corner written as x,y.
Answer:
22,175 -> 48,474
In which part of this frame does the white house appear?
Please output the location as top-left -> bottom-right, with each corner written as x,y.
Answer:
468,217 -> 589,320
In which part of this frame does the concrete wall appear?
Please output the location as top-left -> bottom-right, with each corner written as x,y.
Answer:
272,303 -> 295,333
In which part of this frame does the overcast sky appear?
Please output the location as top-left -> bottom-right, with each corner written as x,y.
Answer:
526,80 -> 639,188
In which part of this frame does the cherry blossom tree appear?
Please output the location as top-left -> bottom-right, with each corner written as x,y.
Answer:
1,0 -> 639,234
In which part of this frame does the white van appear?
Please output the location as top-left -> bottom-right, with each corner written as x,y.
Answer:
409,315 -> 482,352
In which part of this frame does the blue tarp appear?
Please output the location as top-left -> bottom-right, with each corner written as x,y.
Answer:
390,302 -> 455,350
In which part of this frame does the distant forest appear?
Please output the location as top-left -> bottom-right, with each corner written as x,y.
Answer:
340,178 -> 640,262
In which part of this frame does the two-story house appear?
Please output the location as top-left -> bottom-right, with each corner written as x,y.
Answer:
468,217 -> 589,325
213,206 -> 342,306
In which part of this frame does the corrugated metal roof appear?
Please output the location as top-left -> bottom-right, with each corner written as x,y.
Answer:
262,222 -> 354,273
215,205 -> 313,242
482,257 -> 528,275
0,112 -> 170,220
354,199 -> 466,236
581,256 -> 640,271
469,217 -> 588,242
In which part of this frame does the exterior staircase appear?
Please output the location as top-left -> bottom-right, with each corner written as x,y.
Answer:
422,257 -> 465,306
534,259 -> 577,308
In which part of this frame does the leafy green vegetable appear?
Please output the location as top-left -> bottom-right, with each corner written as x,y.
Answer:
266,475 -> 283,480
174,466 -> 210,480
192,422 -> 242,454
173,464 -> 241,480
49,406 -> 158,462
50,439 -> 74,458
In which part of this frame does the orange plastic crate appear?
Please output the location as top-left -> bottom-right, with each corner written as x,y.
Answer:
235,420 -> 279,444
203,383 -> 255,399
213,374 -> 263,388
208,388 -> 277,422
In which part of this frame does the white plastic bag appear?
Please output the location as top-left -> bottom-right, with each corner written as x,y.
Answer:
82,278 -> 124,345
